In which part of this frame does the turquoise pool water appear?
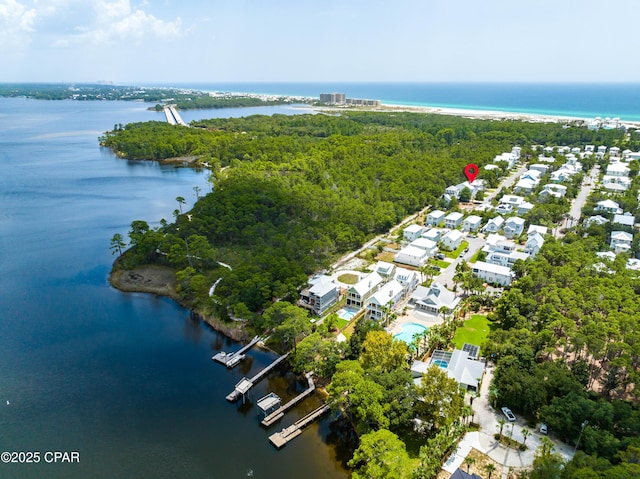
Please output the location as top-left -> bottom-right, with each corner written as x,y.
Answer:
337,307 -> 359,320
394,322 -> 428,344
433,359 -> 449,368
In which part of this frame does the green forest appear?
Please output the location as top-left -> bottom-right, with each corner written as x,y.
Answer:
102,111 -> 640,478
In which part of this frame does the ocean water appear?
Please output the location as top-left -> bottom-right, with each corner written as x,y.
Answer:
0,98 -> 348,479
161,82 -> 640,122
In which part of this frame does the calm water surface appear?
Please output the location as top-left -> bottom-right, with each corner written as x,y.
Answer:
0,98 -> 349,478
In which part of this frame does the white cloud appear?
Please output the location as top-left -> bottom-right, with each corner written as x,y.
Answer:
0,0 -> 37,48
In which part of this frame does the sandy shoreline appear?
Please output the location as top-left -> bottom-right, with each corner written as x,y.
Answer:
109,264 -> 247,342
322,102 -> 640,128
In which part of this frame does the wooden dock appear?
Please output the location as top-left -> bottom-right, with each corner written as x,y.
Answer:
268,404 -> 331,449
226,353 -> 290,402
212,336 -> 261,368
261,372 -> 315,427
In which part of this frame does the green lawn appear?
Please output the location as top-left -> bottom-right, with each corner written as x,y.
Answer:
433,259 -> 450,269
444,240 -> 469,259
337,273 -> 359,284
453,314 -> 491,349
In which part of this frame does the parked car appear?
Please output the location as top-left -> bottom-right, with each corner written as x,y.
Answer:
501,407 -> 516,422
436,253 -> 446,260
539,423 -> 548,434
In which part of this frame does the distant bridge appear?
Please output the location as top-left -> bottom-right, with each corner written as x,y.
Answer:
163,105 -> 188,127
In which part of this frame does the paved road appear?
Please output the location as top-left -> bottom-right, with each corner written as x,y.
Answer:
484,163 -> 528,203
555,164 -> 599,237
434,235 -> 486,289
470,365 -> 576,476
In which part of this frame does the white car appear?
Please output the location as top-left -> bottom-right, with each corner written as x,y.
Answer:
501,407 -> 516,422
539,423 -> 548,434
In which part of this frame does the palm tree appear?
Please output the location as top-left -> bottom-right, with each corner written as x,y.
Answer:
484,462 -> 497,479
193,185 -> 201,199
109,233 -> 126,256
521,427 -> 530,447
496,418 -> 507,440
463,455 -> 476,473
462,404 -> 473,425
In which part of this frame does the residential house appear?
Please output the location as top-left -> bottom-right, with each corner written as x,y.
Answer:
403,224 -> 424,242
610,231 -> 633,254
374,261 -> 396,278
503,216 -> 526,238
365,280 -> 404,320
346,272 -> 383,309
484,164 -> 500,171
483,233 -> 508,252
496,203 -> 514,215
444,211 -> 464,229
525,232 -> 545,257
585,145 -> 595,153
613,212 -> 636,228
471,261 -> 515,286
595,200 -> 623,215
610,146 -> 620,157
528,163 -> 550,174
394,267 -> 419,293
585,215 -> 609,227
426,210 -> 446,226
450,468 -> 482,479
441,229 -> 464,251
606,163 -> 630,177
527,225 -> 548,237
421,228 -> 444,242
462,215 -> 482,232
429,348 -> 485,391
410,237 -> 438,256
571,147 -> 581,154
410,283 -> 460,315
487,249 -> 529,268
445,180 -> 485,199
597,145 -> 607,155
394,245 -> 429,267
299,275 -> 339,316
543,146 -> 554,155
557,146 -> 571,155
539,183 -> 567,201
483,216 -> 505,233
499,195 -> 525,207
514,178 -> 538,195
517,201 -> 535,216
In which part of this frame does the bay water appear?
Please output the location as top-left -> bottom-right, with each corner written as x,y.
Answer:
0,98 -> 348,479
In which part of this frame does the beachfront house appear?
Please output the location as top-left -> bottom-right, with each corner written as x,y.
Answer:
410,283 -> 460,315
440,230 -> 463,251
394,245 -> 429,267
365,280 -> 404,321
471,261 -> 515,286
299,275 -> 339,316
462,215 -> 482,232
528,163 -> 550,174
610,231 -> 633,254
444,212 -> 464,229
346,272 -> 383,309
426,210 -> 446,226
403,224 -> 425,242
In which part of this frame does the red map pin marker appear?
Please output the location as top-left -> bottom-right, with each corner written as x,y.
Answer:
464,163 -> 479,184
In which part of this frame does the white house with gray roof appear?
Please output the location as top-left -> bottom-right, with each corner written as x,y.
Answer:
346,271 -> 383,309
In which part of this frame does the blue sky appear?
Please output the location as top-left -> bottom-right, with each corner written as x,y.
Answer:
2,0 -> 639,84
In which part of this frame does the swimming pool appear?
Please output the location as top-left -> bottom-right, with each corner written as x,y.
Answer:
337,307 -> 359,321
394,322 -> 428,344
433,359 -> 449,368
